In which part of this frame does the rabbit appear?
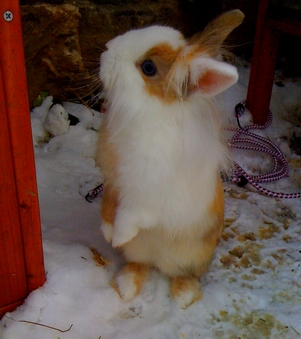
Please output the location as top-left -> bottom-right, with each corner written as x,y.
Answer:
95,9 -> 244,308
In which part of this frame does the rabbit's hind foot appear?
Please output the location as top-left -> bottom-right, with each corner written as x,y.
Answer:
111,262 -> 149,302
170,276 -> 202,309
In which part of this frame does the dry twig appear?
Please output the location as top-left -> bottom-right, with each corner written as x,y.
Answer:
2,314 -> 73,333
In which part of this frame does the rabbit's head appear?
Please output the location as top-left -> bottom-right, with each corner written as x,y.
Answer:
100,10 -> 244,130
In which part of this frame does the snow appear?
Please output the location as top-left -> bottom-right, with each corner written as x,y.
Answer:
1,63 -> 301,339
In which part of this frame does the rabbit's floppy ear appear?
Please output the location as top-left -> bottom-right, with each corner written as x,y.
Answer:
189,57 -> 238,97
187,9 -> 244,96
168,9 -> 243,99
189,9 -> 245,58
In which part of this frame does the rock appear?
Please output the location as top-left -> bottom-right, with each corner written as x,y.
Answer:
21,3 -> 85,106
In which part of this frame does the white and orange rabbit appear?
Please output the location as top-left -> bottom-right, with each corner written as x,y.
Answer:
96,10 -> 244,308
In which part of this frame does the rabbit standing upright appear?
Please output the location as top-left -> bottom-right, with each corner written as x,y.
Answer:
96,10 -> 244,308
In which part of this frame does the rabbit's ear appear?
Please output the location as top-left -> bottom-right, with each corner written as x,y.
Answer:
168,10 -> 243,99
190,57 -> 238,97
189,9 -> 244,57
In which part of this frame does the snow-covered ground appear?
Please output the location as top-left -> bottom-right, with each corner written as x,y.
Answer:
1,63 -> 301,339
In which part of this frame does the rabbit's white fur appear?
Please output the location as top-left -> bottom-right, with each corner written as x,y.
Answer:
96,10 -> 244,308
108,96 -> 226,248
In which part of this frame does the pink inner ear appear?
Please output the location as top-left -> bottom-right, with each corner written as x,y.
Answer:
197,69 -> 234,96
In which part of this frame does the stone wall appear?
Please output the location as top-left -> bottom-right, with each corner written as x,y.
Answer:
21,0 -> 257,107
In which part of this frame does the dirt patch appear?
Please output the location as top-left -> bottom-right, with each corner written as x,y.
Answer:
211,310 -> 295,339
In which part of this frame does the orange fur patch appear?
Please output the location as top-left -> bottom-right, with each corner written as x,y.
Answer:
144,44 -> 181,64
177,175 -> 224,277
137,43 -> 182,103
95,118 -> 119,185
101,183 -> 119,225
194,176 -> 224,271
195,232 -> 221,275
208,175 -> 224,231
95,117 -> 120,225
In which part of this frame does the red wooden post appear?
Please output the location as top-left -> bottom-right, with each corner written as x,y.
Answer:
246,0 -> 269,109
247,19 -> 280,124
246,0 -> 301,125
246,0 -> 280,125
0,0 -> 45,317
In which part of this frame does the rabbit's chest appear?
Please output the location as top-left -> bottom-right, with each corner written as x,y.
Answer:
114,121 -> 220,210
115,115 -> 220,181
117,125 -> 205,176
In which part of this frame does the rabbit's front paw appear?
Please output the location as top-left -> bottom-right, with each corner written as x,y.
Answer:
112,212 -> 140,247
101,222 -> 113,242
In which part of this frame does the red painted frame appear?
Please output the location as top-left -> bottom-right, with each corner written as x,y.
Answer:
0,0 -> 45,317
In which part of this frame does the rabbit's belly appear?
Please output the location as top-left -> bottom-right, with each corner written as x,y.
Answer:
118,166 -> 219,232
120,176 -> 224,277
122,215 -> 221,277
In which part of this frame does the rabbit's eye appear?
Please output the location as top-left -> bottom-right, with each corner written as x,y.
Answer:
141,60 -> 157,76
